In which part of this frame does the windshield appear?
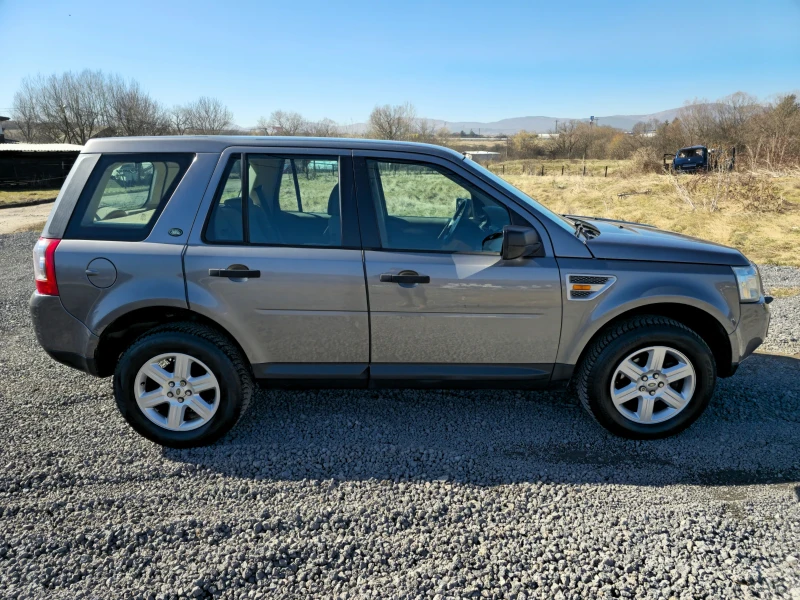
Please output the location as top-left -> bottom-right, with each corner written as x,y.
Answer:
466,159 -> 576,234
678,148 -> 704,158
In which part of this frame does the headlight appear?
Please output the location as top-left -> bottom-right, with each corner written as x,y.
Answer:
732,264 -> 762,302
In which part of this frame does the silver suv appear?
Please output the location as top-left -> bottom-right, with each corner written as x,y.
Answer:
30,137 -> 771,447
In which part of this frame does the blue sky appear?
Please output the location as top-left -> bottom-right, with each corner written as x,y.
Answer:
1,0 -> 798,126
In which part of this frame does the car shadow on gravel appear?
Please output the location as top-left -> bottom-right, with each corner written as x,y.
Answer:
164,353 -> 800,488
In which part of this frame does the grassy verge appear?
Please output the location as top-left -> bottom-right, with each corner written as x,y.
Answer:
0,188 -> 60,207
496,164 -> 800,266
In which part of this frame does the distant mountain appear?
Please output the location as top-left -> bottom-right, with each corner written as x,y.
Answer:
338,106 -> 686,136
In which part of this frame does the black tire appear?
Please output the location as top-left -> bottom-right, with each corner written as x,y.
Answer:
113,322 -> 253,448
575,315 -> 716,439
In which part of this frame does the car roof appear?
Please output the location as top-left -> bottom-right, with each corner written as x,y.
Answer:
678,145 -> 707,151
82,135 -> 466,161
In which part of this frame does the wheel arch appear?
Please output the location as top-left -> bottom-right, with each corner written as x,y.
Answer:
93,306 -> 250,378
570,302 -> 734,380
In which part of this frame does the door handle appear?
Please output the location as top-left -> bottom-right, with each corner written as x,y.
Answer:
209,268 -> 261,278
380,273 -> 430,284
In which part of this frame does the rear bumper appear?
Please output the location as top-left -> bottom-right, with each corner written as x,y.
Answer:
29,292 -> 101,376
728,300 -> 770,371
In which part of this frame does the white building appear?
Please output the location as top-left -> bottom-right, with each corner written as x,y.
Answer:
464,151 -> 501,164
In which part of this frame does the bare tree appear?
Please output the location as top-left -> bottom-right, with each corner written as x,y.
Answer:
254,116 -> 272,136
714,92 -> 760,148
412,118 -> 439,143
262,110 -> 308,135
21,70 -> 108,144
677,100 -> 717,146
747,94 -> 800,167
368,103 -> 417,140
58,70 -> 107,144
105,76 -> 170,136
170,106 -> 192,135
305,118 -> 339,137
185,96 -> 233,134
549,120 -> 581,158
11,78 -> 42,142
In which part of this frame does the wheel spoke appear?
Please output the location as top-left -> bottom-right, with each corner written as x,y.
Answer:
138,389 -> 168,408
612,382 -> 641,406
646,347 -> 667,371
663,362 -> 693,383
638,396 -> 655,423
189,374 -> 216,394
142,363 -> 171,387
618,359 -> 645,382
661,387 -> 689,410
185,397 -> 214,421
166,403 -> 185,429
173,354 -> 191,380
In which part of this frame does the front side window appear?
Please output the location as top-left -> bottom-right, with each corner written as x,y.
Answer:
365,159 -> 511,253
65,153 -> 193,241
205,154 -> 341,247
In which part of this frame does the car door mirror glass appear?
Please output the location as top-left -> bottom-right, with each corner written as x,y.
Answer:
502,225 -> 542,260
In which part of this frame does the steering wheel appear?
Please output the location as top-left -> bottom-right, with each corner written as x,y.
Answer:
437,198 -> 469,246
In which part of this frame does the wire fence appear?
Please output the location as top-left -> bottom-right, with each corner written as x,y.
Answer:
487,162 -> 618,177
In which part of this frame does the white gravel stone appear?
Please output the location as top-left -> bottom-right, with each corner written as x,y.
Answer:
0,231 -> 798,599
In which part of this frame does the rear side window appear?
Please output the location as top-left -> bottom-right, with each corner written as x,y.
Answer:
65,153 -> 193,241
204,154 -> 342,247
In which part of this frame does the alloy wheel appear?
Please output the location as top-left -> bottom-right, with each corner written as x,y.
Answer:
134,352 -> 220,432
609,345 -> 696,425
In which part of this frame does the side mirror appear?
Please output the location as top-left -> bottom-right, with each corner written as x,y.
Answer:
502,225 -> 542,260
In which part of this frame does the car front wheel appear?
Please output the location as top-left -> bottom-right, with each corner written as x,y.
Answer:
575,315 -> 716,439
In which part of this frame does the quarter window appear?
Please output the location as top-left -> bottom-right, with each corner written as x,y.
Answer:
365,159 -> 511,253
65,154 -> 193,241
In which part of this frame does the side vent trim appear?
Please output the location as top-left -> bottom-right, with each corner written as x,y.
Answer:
567,274 -> 617,301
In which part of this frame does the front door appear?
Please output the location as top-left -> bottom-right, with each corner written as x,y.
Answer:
184,149 -> 369,381
354,154 -> 562,384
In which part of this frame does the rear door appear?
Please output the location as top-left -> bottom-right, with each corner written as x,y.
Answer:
353,151 -> 562,384
184,147 -> 369,382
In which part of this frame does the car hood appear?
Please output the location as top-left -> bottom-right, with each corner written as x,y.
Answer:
574,216 -> 749,266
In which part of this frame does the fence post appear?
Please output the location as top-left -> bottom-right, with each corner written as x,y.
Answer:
583,165 -> 586,176
605,166 -> 608,177
502,165 -> 505,174
561,165 -> 564,176
541,165 -> 544,176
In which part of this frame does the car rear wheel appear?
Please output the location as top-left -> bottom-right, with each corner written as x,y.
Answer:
575,315 -> 716,439
114,323 -> 253,448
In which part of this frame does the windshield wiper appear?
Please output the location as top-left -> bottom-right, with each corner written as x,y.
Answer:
567,217 -> 600,239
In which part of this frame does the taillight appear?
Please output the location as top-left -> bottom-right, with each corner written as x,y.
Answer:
33,237 -> 61,296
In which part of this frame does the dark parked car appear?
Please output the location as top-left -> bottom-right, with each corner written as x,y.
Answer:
665,145 -> 736,173
30,137 -> 770,447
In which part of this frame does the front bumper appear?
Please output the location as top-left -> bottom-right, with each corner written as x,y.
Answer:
29,292 -> 101,376
728,300 -> 770,369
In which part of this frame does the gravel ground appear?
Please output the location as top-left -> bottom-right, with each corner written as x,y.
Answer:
1,231 -> 798,600
760,265 -> 800,355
